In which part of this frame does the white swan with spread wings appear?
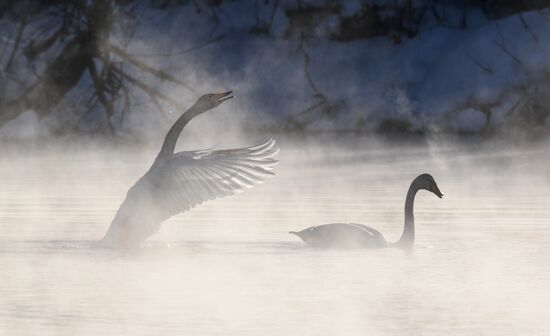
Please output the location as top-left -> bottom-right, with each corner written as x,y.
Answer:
99,91 -> 278,248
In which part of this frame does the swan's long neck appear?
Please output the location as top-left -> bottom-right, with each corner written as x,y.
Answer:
156,105 -> 200,160
395,181 -> 419,248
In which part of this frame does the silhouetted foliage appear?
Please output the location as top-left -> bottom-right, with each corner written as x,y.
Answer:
1,0 -> 550,135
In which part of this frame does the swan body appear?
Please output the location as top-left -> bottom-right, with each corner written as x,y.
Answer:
99,91 -> 278,248
290,223 -> 388,248
290,174 -> 443,249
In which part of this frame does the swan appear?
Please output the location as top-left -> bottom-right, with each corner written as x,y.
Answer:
289,174 -> 443,249
99,91 -> 279,248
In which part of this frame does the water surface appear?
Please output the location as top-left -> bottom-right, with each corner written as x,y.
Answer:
1,140 -> 549,335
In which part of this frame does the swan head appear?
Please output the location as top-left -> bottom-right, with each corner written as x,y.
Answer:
193,91 -> 234,113
416,173 -> 443,198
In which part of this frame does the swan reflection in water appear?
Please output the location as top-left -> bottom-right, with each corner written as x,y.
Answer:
99,91 -> 279,249
290,174 -> 443,249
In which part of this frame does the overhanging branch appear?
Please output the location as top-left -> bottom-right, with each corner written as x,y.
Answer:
105,42 -> 196,94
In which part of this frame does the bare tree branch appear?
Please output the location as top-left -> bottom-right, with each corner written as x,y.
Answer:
105,42 -> 196,94
88,60 -> 115,134
267,0 -> 282,32
132,34 -> 226,58
463,49 -> 493,74
493,22 -> 522,65
120,84 -> 130,124
4,16 -> 27,72
112,67 -> 186,110
518,13 -> 538,44
24,25 -> 64,59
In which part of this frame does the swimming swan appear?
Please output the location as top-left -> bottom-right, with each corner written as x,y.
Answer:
290,174 -> 443,249
99,91 -> 278,248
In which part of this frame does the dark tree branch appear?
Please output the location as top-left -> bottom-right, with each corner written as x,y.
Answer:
120,84 -> 130,124
518,13 -> 538,44
463,49 -> 493,74
267,0 -> 282,32
24,25 -> 64,60
297,35 -> 324,98
112,67 -> 186,111
493,22 -> 522,65
105,42 -> 196,93
88,60 -> 115,134
281,35 -> 343,130
131,33 -> 226,58
4,16 -> 27,72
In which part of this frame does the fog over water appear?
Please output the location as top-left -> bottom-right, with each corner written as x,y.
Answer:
1,137 -> 550,335
2,1 -> 550,334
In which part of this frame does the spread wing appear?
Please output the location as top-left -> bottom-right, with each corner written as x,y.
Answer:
150,137 -> 278,221
100,138 -> 278,248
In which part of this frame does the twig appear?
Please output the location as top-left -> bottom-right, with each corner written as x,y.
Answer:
4,16 -> 27,72
282,34 -> 340,130
281,97 -> 328,130
297,35 -> 324,98
88,60 -> 115,134
518,13 -> 538,44
78,94 -> 98,121
5,79 -> 41,105
503,95 -> 525,120
295,100 -> 326,118
463,49 -> 493,74
493,23 -> 522,65
267,0 -> 282,32
131,34 -> 226,58
2,71 -> 26,86
105,42 -> 196,94
23,25 -> 64,59
492,40 -> 522,65
112,67 -> 186,110
0,25 -> 15,64
120,84 -> 130,125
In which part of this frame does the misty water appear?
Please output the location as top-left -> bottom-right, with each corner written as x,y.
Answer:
1,138 -> 549,335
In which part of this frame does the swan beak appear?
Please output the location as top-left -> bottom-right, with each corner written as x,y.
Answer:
431,184 -> 443,198
214,91 -> 234,103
